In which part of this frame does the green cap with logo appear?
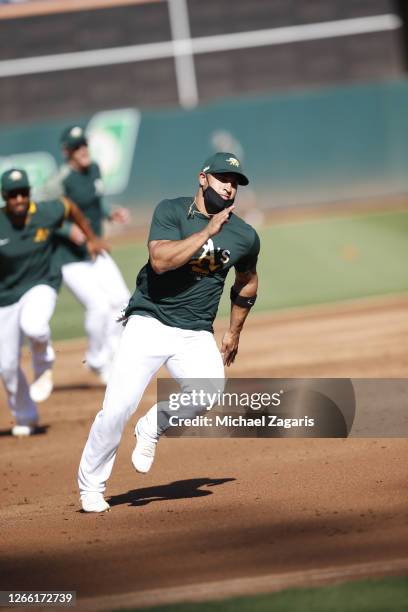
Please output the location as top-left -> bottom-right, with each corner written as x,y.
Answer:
61,125 -> 88,150
1,168 -> 30,194
201,152 -> 249,186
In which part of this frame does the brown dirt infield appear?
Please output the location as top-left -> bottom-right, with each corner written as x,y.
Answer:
1,295 -> 407,608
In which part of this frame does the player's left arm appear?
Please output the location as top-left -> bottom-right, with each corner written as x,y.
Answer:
97,164 -> 130,224
220,266 -> 258,367
108,206 -> 131,224
100,192 -> 130,224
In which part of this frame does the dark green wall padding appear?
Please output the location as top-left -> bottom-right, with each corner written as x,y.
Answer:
1,79 -> 408,216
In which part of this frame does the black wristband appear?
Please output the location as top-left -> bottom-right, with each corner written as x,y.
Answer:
230,286 -> 257,309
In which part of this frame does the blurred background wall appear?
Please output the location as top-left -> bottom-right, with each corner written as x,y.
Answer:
0,0 -> 407,218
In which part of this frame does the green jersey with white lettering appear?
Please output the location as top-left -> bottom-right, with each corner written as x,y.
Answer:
125,197 -> 260,332
0,199 -> 68,306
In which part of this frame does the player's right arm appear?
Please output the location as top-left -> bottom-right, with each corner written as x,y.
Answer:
63,197 -> 110,258
149,205 -> 234,274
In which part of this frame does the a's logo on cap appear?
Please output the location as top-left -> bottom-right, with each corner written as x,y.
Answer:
70,126 -> 83,138
226,157 -> 240,167
10,170 -> 23,181
202,165 -> 210,172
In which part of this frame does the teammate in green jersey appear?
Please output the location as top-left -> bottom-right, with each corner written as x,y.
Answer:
49,126 -> 130,383
78,152 -> 259,512
0,168 -> 107,436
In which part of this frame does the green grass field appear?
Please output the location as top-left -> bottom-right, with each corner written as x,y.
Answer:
51,210 -> 408,341
123,577 -> 408,612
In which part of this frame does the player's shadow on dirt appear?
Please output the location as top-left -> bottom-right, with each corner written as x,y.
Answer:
0,425 -> 49,437
108,477 -> 235,508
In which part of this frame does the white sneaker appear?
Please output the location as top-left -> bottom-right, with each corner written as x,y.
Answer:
81,492 -> 110,513
11,423 -> 36,437
131,421 -> 157,474
30,369 -> 53,403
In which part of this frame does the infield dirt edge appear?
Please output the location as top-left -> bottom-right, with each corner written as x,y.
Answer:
77,557 -> 408,611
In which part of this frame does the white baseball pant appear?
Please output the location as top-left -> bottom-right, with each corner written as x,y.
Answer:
78,315 -> 225,495
0,284 -> 57,426
62,253 -> 130,370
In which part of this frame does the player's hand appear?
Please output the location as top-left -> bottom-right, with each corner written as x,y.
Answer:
69,224 -> 87,246
220,329 -> 240,367
110,207 -> 130,224
87,237 -> 110,259
206,205 -> 235,237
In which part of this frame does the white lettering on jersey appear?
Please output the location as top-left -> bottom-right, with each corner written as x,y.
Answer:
191,239 -> 231,274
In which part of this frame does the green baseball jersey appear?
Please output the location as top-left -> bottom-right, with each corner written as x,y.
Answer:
53,162 -> 110,266
125,197 -> 260,332
0,199 -> 69,306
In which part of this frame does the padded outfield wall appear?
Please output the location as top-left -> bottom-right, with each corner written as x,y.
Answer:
0,78 -> 408,221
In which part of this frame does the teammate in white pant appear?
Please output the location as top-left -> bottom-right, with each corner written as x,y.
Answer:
78,152 -> 260,513
48,126 -> 130,383
0,168 -> 107,436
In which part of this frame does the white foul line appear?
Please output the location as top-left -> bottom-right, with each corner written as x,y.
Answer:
0,14 -> 401,78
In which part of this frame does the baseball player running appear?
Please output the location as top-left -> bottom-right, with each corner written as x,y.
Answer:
48,126 -> 130,383
0,168 -> 107,436
78,152 -> 259,512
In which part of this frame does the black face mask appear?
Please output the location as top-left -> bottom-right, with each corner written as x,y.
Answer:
203,185 -> 234,215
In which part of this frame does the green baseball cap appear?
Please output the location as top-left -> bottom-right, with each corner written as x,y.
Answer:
1,168 -> 30,194
60,125 -> 88,150
201,152 -> 249,186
